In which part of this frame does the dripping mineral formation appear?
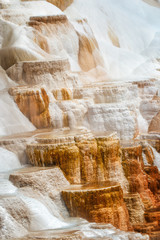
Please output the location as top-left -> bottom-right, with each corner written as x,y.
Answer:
0,0 -> 160,240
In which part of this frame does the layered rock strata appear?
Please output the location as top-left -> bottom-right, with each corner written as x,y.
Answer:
123,193 -> 145,225
121,144 -> 157,208
2,154 -> 149,240
9,166 -> 70,219
9,86 -> 51,129
0,0 -> 160,239
0,167 -> 70,238
27,14 -> 80,71
7,54 -> 140,139
26,130 -> 160,237
3,128 -> 160,239
121,141 -> 160,238
62,182 -> 132,231
26,131 -> 128,189
7,59 -> 74,87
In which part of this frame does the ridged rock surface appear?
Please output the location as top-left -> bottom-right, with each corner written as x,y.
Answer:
121,144 -> 157,208
121,142 -> 160,238
9,86 -> 51,128
26,131 -> 128,190
62,182 -> 132,231
0,0 -> 160,239
7,59 -> 73,87
0,167 -> 70,238
124,193 -> 145,225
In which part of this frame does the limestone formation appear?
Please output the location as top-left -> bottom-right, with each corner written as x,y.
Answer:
144,166 -> 160,195
26,130 -> 95,183
62,182 -> 132,231
149,111 -> 160,133
121,144 -> 156,208
26,131 -> 128,189
0,167 -> 70,238
121,142 -> 160,237
9,86 -> 51,128
143,144 -> 154,165
74,19 -> 104,72
0,0 -> 160,239
124,193 -> 145,225
9,166 -> 70,218
27,14 -> 80,72
7,59 -> 72,87
9,166 -> 69,193
47,0 -> 73,11
0,205 -> 28,239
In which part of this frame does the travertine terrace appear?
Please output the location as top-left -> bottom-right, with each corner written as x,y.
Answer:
0,0 -> 160,240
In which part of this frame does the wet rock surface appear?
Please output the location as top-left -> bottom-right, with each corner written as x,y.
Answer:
26,131 -> 128,189
62,182 -> 131,231
0,0 -> 160,239
25,130 -> 160,238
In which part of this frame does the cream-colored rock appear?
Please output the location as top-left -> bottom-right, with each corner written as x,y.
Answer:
0,67 -> 35,136
0,2 -> 66,69
0,1 -> 63,25
86,103 -> 138,140
10,167 -> 70,219
148,111 -> 160,133
0,136 -> 31,165
0,197 -> 30,230
140,99 -> 160,125
0,205 -> 27,239
6,59 -> 75,87
10,167 -> 69,192
5,167 -> 70,236
73,83 -> 138,104
0,0 -> 160,239
28,15 -> 80,71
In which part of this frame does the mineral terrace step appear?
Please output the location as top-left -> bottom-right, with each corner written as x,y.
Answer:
29,15 -> 67,25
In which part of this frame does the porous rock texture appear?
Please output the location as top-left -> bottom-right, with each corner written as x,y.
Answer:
9,167 -> 70,218
121,144 -> 157,209
9,86 -> 51,128
5,167 -> 70,233
0,0 -> 160,239
0,167 -> 70,238
62,182 -> 132,231
5,6 -> 139,139
0,205 -> 28,240
121,141 -> 160,238
25,130 -> 160,237
26,131 -> 128,190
